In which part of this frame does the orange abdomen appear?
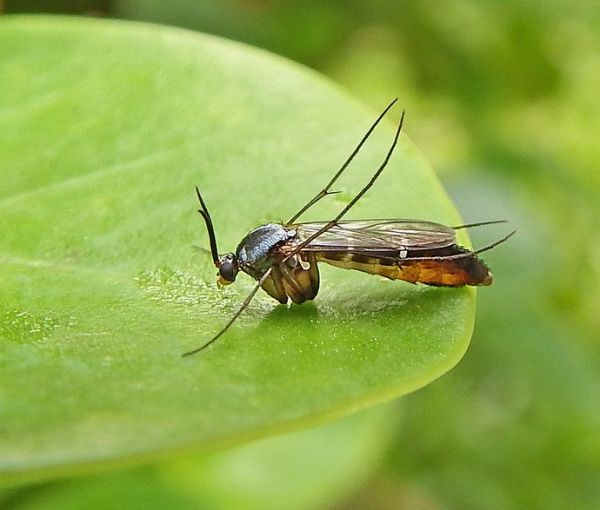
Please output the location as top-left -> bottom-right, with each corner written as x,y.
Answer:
316,246 -> 492,287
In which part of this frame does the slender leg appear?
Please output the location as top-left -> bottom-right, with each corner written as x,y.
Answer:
407,230 -> 516,262
181,267 -> 274,357
284,110 -> 405,263
452,220 -> 507,230
287,98 -> 398,224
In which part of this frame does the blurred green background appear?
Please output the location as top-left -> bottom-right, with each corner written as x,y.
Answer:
2,1 -> 598,509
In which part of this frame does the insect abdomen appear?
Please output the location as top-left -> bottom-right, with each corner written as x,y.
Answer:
315,246 -> 492,287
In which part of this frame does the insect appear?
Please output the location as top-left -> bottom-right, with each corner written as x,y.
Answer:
182,99 -> 514,356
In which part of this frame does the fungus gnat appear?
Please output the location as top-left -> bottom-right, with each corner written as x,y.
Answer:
182,99 -> 514,356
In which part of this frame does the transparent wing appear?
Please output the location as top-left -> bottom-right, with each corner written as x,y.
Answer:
295,219 -> 456,253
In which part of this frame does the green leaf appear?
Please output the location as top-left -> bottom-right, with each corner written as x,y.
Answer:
0,15 -> 475,483
1,405 -> 397,510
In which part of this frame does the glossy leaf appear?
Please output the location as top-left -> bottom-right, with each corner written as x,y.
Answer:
0,16 -> 476,483
0,405 -> 397,510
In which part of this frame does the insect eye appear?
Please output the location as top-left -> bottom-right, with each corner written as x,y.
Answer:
219,261 -> 236,282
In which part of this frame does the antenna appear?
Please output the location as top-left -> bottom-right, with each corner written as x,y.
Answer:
195,186 -> 220,265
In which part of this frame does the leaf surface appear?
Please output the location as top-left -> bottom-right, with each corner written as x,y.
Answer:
0,16 -> 475,482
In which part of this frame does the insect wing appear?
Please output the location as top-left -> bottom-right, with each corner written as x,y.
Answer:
295,219 -> 456,254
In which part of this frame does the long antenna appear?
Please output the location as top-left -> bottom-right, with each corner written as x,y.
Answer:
195,186 -> 220,265
287,98 -> 399,224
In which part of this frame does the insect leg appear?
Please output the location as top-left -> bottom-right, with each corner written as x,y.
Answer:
407,230 -> 516,262
287,98 -> 398,224
284,109 -> 406,262
278,257 -> 320,304
181,267 -> 274,357
452,220 -> 507,230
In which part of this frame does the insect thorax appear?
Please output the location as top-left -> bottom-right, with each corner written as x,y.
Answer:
236,223 -> 297,276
